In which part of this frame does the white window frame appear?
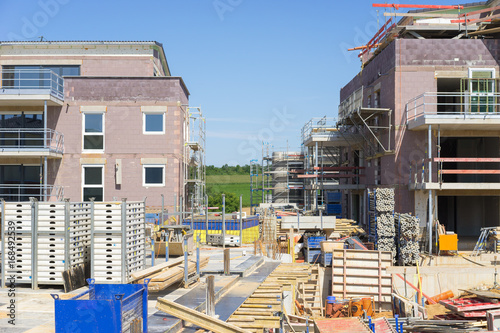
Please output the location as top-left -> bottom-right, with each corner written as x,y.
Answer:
82,112 -> 105,152
143,164 -> 165,187
82,164 -> 104,201
142,112 -> 165,135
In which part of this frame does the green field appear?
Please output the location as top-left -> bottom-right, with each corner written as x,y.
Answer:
207,174 -> 260,207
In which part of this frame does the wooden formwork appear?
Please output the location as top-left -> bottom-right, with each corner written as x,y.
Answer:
330,249 -> 393,311
227,263 -> 322,332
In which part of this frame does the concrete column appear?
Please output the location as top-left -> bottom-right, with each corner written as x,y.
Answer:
428,125 -> 433,254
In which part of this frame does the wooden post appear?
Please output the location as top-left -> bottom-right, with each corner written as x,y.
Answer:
206,275 -> 215,317
224,248 -> 230,276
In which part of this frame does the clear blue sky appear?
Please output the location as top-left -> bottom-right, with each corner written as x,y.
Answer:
0,0 -> 464,166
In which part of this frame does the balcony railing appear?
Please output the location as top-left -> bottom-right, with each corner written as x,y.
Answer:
0,184 -> 64,202
406,92 -> 500,123
410,157 -> 500,185
0,129 -> 64,154
301,117 -> 338,143
0,69 -> 64,100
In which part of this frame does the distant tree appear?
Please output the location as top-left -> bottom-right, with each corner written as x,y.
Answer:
208,191 -> 239,212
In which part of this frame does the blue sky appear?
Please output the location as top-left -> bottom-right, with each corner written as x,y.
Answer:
0,0 -> 464,166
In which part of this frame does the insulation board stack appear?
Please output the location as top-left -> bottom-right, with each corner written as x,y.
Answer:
395,213 -> 420,265
92,201 -> 146,284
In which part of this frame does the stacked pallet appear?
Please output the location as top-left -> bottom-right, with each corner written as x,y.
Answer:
227,263 -> 321,332
132,255 -> 209,291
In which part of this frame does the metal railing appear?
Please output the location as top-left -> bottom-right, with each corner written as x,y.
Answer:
409,157 -> 500,185
0,184 -> 64,201
301,116 -> 338,143
338,86 -> 363,121
406,92 -> 500,123
0,128 -> 64,154
0,68 -> 64,100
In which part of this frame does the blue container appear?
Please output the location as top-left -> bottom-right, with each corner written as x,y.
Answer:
304,235 -> 326,249
322,252 -> 333,267
326,192 -> 342,203
52,279 -> 150,333
305,249 -> 322,263
326,204 -> 342,216
326,296 -> 336,304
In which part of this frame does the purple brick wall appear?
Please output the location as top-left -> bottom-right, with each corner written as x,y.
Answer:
339,37 -> 500,214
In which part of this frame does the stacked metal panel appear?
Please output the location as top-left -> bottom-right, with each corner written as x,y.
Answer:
68,202 -> 92,268
1,199 -> 145,288
124,201 -> 146,279
3,202 -> 34,286
92,201 -> 146,284
37,202 -> 66,285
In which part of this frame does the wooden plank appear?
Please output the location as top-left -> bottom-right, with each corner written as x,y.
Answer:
131,256 -> 185,281
156,298 -> 250,333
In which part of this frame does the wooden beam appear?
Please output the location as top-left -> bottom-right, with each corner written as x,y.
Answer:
468,26 -> 500,35
374,4 -> 463,10
156,298 -> 251,333
452,13 -> 500,24
440,169 -> 500,174
458,5 -> 500,17
383,12 -> 459,18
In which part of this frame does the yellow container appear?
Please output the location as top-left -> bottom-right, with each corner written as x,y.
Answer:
439,234 -> 458,251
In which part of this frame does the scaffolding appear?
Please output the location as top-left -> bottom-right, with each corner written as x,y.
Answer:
338,86 -> 393,159
249,142 -> 304,209
184,106 -> 206,215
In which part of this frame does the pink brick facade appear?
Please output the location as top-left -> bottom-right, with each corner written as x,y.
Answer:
340,38 -> 500,239
0,41 -> 189,208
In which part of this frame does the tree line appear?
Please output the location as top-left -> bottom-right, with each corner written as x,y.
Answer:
206,164 -> 250,175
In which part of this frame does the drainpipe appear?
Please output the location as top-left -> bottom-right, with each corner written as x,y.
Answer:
428,125 -> 433,254
44,101 -> 48,201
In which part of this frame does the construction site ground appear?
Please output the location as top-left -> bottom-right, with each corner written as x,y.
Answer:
0,245 -> 262,333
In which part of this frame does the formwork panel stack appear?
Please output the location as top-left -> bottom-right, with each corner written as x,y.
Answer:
3,202 -> 33,286
1,199 -> 146,289
92,200 -> 146,284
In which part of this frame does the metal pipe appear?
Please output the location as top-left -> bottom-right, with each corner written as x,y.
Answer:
161,194 -> 164,226
44,156 -> 47,201
121,198 -> 127,283
180,196 -> 183,225
205,194 -> 209,244
184,236 -> 188,286
239,195 -> 243,246
222,194 -> 226,249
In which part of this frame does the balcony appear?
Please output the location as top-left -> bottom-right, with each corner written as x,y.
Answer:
409,157 -> 500,191
0,69 -> 64,106
0,129 -> 64,157
406,92 -> 500,131
0,184 -> 64,202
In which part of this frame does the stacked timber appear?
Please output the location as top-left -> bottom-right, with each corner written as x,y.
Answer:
131,255 -> 209,291
227,263 -> 322,332
334,218 -> 365,236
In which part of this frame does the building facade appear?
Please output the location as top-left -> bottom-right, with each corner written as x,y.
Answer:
0,41 -> 202,209
337,2 -> 500,246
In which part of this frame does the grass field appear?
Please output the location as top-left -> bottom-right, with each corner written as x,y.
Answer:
207,174 -> 261,207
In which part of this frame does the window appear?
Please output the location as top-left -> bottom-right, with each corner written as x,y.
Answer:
374,91 -> 380,108
143,165 -> 165,186
83,113 -> 104,151
468,68 -> 496,113
82,165 -> 103,201
143,113 -> 165,134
